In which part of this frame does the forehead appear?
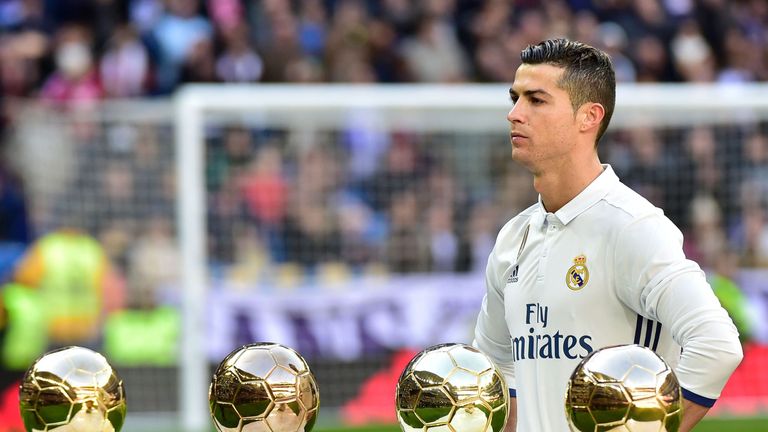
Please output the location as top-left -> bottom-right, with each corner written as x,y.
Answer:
511,63 -> 566,94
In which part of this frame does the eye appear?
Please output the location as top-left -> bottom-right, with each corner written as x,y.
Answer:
531,97 -> 544,105
510,96 -> 518,105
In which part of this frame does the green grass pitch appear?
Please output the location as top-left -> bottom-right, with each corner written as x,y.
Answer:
171,415 -> 766,431
312,417 -> 768,432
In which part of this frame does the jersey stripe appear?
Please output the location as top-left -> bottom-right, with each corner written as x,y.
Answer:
634,315 -> 643,344
644,319 -> 654,348
652,322 -> 663,351
634,315 -> 663,351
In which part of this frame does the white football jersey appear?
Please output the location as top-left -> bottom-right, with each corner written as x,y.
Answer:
474,165 -> 742,431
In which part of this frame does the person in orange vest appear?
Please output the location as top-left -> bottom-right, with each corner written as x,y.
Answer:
13,228 -> 125,348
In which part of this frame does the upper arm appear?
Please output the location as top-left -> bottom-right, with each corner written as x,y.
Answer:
474,242 -> 516,387
613,215 -> 692,319
613,215 -> 742,401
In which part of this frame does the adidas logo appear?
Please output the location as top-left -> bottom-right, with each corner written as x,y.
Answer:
507,265 -> 519,283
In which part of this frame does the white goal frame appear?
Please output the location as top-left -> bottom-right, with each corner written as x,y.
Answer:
174,83 -> 768,432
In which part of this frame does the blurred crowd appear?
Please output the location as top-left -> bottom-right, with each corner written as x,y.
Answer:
204,122 -> 768,277
0,0 -> 766,105
0,0 -> 762,403
0,0 -> 763,284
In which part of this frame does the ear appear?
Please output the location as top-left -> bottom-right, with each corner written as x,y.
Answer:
578,103 -> 605,133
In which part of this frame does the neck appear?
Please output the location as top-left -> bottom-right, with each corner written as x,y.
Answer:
533,155 -> 603,213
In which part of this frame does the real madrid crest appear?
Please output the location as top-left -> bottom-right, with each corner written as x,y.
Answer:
566,254 -> 589,291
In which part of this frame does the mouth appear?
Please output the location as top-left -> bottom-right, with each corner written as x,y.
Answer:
510,132 -> 528,144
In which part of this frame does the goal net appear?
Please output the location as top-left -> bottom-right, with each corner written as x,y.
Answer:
5,84 -> 768,431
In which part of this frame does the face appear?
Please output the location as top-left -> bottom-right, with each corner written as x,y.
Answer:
507,64 -> 581,173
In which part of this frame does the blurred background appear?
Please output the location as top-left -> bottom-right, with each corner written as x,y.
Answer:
0,0 -> 767,431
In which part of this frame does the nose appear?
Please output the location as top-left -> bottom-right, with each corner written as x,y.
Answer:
507,103 -> 525,125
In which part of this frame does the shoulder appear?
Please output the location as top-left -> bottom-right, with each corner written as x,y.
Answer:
487,203 -> 537,265
598,180 -> 681,234
603,181 -> 663,221
573,179 -> 684,261
485,204 -> 537,287
496,203 -> 538,245
601,182 -> 684,255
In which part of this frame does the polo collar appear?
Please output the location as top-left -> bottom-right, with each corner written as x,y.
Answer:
536,164 -> 618,226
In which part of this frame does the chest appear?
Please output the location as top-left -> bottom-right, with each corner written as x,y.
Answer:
501,220 -> 618,327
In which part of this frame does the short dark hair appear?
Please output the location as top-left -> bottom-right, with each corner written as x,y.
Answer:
521,38 -> 616,144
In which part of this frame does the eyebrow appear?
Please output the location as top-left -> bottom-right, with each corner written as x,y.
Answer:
509,88 -> 551,99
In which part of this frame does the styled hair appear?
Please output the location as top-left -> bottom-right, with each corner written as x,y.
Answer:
521,38 -> 616,144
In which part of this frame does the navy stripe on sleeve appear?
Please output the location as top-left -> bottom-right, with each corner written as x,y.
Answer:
652,322 -> 663,351
634,315 -> 643,345
682,388 -> 717,408
509,388 -> 517,398
644,319 -> 654,348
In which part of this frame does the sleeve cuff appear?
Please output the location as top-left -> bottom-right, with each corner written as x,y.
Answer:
681,388 -> 717,408
509,388 -> 517,398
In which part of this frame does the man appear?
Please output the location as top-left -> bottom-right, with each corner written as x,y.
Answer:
14,227 -> 124,347
473,39 -> 742,431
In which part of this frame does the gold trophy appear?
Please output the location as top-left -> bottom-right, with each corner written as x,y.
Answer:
209,342 -> 319,432
19,346 -> 127,432
565,344 -> 682,431
395,343 -> 509,432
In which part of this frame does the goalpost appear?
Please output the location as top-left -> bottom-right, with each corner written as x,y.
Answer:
173,83 -> 768,432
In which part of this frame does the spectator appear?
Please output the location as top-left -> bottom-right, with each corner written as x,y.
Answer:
623,127 -> 668,211
709,247 -> 756,343
462,201 -> 498,274
239,144 -> 287,227
385,189 -> 428,273
740,131 -> 768,207
324,0 -> 372,82
150,0 -> 212,92
13,227 -> 125,347
206,0 -> 242,33
336,194 -> 380,268
40,24 -> 102,106
0,25 -> 48,98
679,126 -> 728,228
631,34 -> 674,82
256,1 -> 302,82
362,135 -> 424,213
281,198 -> 342,268
207,126 -> 254,192
596,22 -> 636,82
400,14 -> 469,82
127,214 -> 179,307
179,37 -> 217,84
0,163 -> 29,245
685,194 -> 727,269
297,0 -> 327,58
732,204 -> 768,268
100,24 -> 150,97
426,203 -> 458,272
671,19 -> 716,82
129,0 -> 164,35
215,20 -> 263,83
208,177 -> 249,265
718,27 -> 759,83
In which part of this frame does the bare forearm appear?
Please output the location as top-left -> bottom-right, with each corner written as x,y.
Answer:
679,399 -> 709,432
504,397 -> 517,432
